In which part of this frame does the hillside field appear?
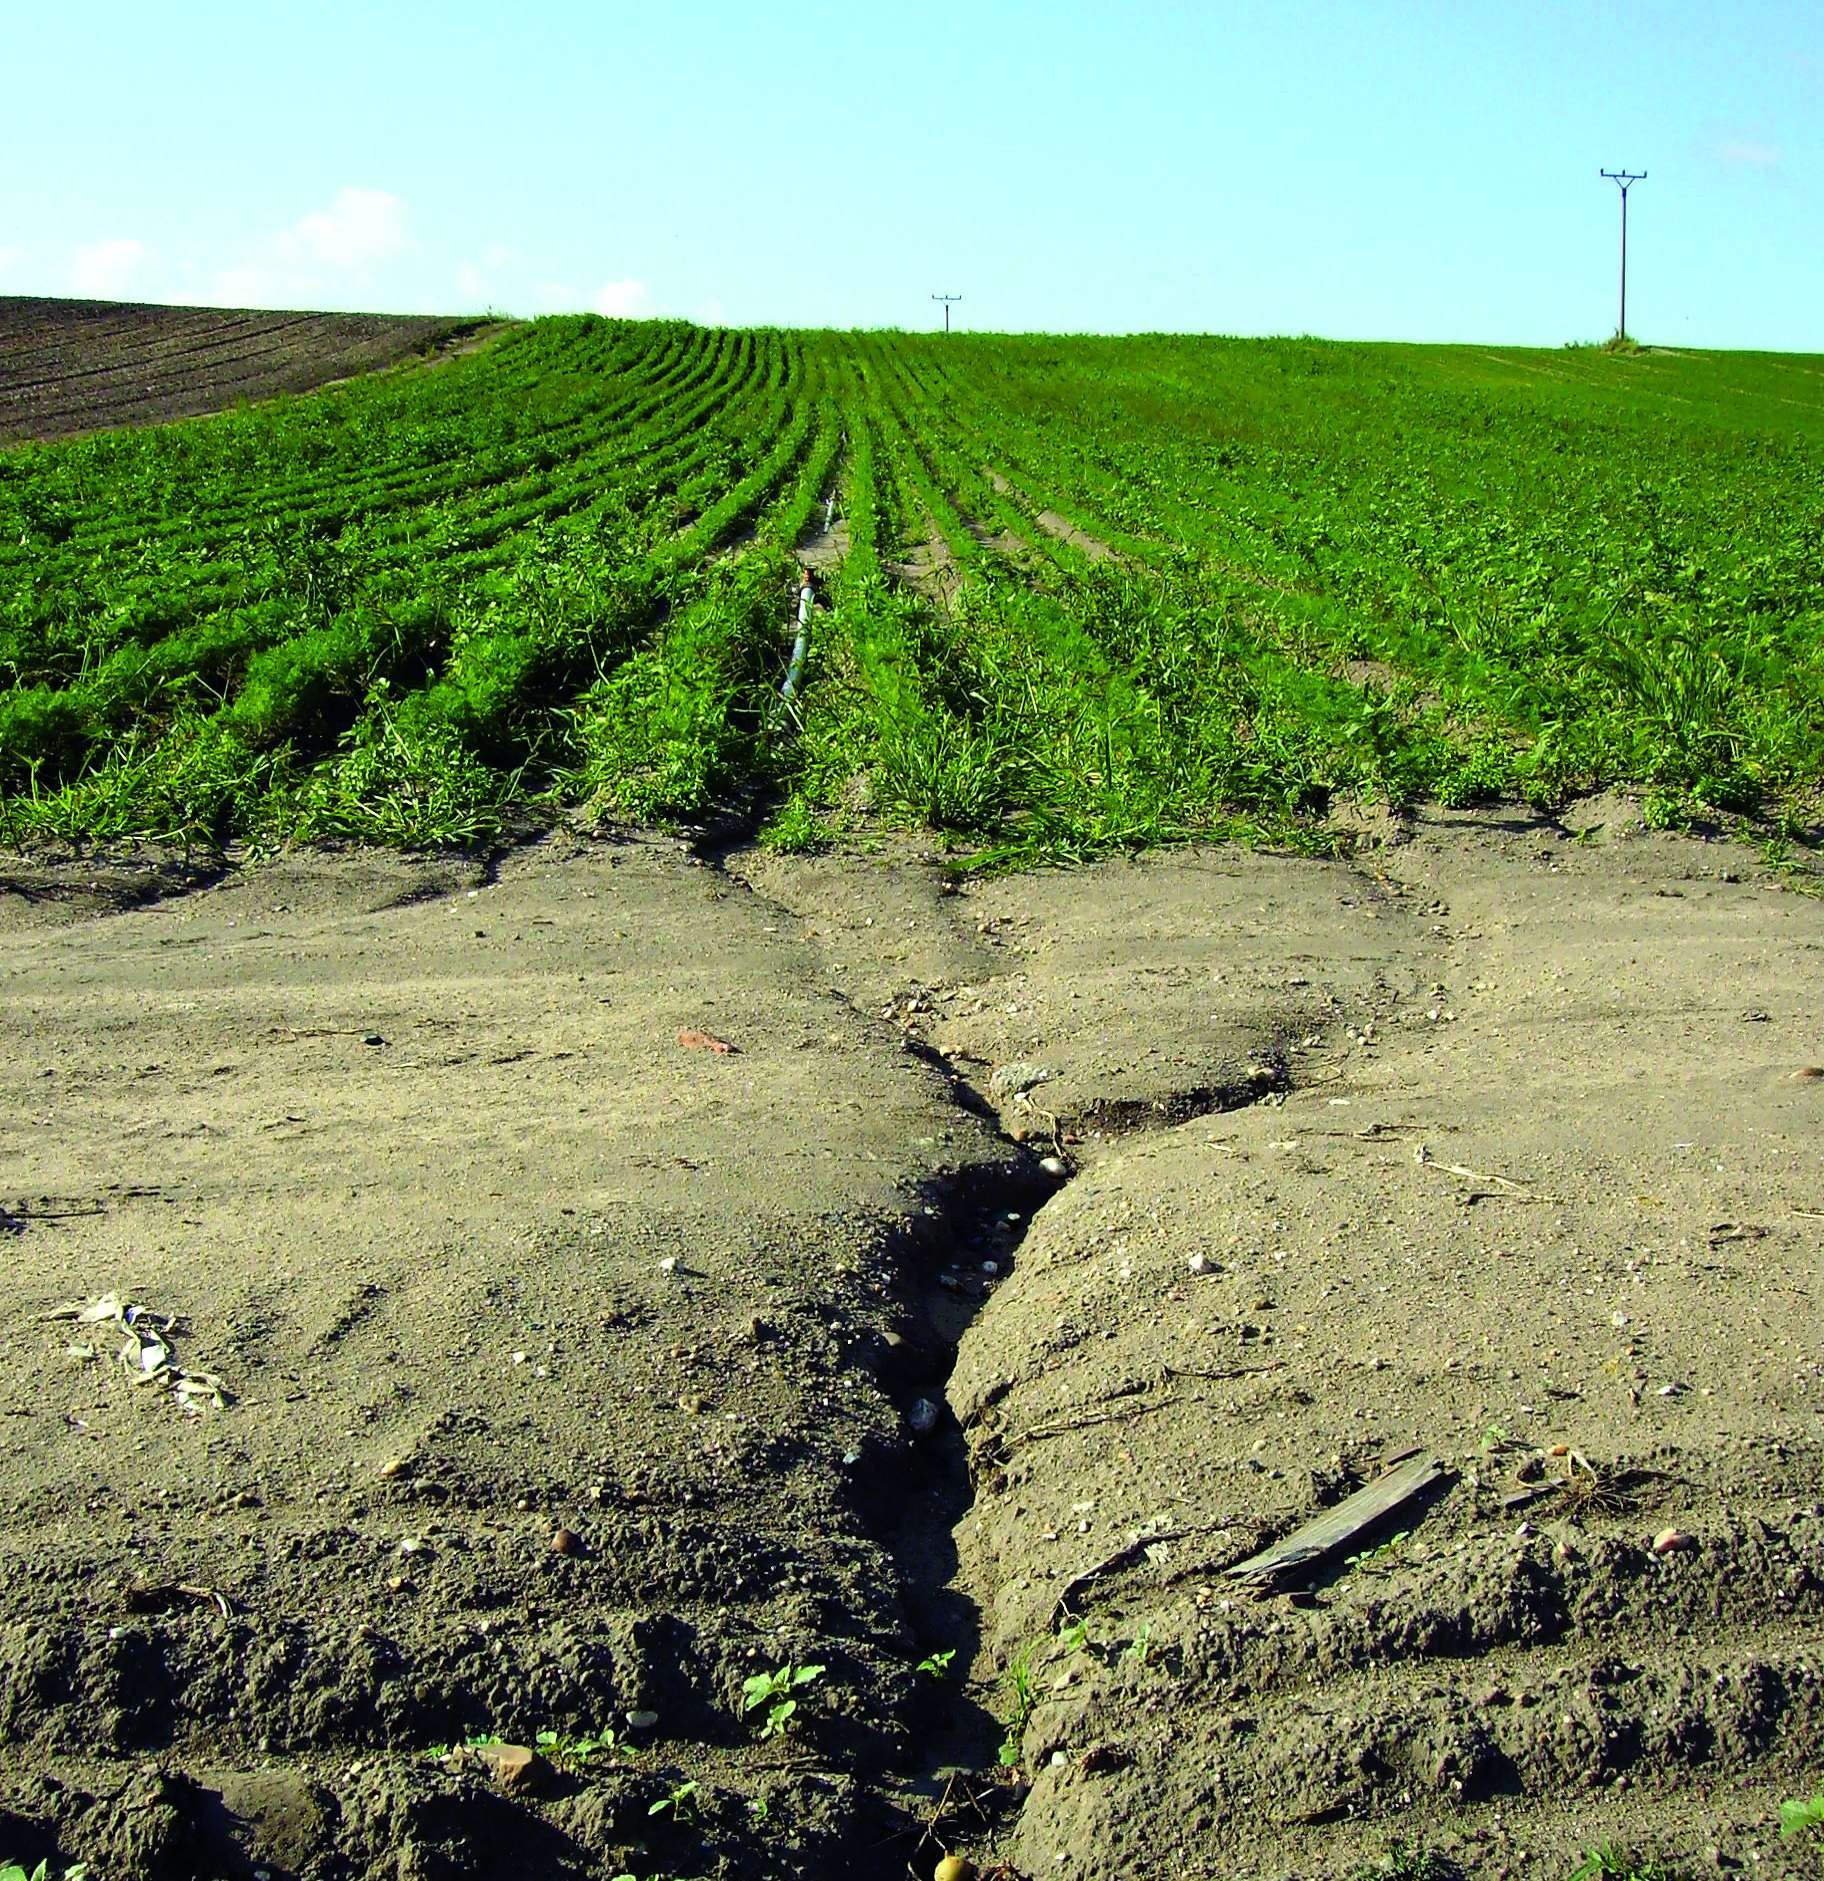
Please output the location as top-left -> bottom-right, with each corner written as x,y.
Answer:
2,314 -> 1821,860
0,297 -> 482,446
3,310 -> 1824,1881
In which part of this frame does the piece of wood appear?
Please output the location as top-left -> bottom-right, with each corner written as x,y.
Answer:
1225,1451 -> 1450,1585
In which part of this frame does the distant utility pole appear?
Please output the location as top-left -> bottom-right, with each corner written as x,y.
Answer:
932,293 -> 962,334
1599,169 -> 1646,340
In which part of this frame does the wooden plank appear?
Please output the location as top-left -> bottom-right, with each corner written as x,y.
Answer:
1224,1451 -> 1451,1585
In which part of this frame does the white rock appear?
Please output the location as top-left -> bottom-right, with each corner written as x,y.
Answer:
990,1061 -> 1057,1098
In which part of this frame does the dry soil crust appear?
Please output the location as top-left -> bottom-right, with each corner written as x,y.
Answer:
1,807 -> 1820,1880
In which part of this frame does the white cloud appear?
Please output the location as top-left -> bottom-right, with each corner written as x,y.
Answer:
455,244 -> 523,305
591,277 -> 652,319
274,187 -> 411,271
202,187 -> 414,309
68,238 -> 151,298
1717,138 -> 1780,168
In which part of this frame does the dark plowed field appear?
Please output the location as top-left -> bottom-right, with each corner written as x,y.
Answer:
0,298 -> 489,445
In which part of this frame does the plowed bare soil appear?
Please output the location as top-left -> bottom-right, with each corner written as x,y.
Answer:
0,299 -> 487,445
1,804 -> 1820,1880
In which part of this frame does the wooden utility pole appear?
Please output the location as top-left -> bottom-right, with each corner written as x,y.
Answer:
931,294 -> 962,334
1599,170 -> 1646,340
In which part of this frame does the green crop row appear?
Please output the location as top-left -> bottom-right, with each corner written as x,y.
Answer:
2,320 -> 1820,858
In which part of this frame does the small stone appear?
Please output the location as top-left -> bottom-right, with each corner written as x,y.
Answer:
550,1528 -> 582,1556
990,1060 -> 1056,1098
1653,1526 -> 1691,1554
378,1457 -> 409,1480
659,1256 -> 678,1274
679,1393 -> 705,1415
981,1260 -> 999,1275
933,1857 -> 977,1881
1188,1252 -> 1216,1276
626,1709 -> 659,1732
363,1034 -> 386,1047
397,1536 -> 426,1557
1039,1155 -> 1068,1178
470,1741 -> 552,1796
1791,1066 -> 1824,1082
908,1398 -> 941,1436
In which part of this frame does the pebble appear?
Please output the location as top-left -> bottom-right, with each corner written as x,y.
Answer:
1039,1155 -> 1068,1178
908,1398 -> 941,1436
934,1857 -> 978,1881
378,1458 -> 409,1480
659,1256 -> 678,1274
990,1061 -> 1056,1098
1188,1252 -> 1216,1276
470,1741 -> 552,1796
550,1528 -> 582,1557
1653,1526 -> 1691,1554
626,1710 -> 659,1731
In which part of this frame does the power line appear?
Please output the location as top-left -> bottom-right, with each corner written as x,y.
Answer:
931,294 -> 962,335
1599,170 -> 1646,341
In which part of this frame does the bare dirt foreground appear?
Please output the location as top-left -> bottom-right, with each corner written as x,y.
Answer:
1,807 -> 1820,1881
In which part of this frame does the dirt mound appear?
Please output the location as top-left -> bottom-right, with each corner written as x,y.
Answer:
0,297 -> 489,444
2,810 -> 1821,1877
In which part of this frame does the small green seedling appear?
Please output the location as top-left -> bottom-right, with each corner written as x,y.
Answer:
422,1731 -> 501,1762
648,1779 -> 699,1821
1569,1845 -> 1677,1881
741,1663 -> 825,1740
1122,1623 -> 1153,1667
1056,1618 -> 1091,1656
1345,1530 -> 1409,1577
1,1865 -> 87,1881
996,1643 -> 1039,1769
1781,1791 -> 1824,1842
917,1648 -> 957,1680
1352,1841 -> 1460,1881
535,1726 -> 639,1766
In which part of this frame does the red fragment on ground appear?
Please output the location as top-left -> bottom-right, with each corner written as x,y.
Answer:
677,1028 -> 737,1054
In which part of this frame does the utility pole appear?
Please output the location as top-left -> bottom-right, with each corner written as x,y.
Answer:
1599,169 -> 1646,341
931,293 -> 962,334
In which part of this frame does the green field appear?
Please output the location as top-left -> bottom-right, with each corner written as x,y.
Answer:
2,320 -> 1820,861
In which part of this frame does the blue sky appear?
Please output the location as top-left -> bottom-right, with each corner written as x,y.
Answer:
1,0 -> 1817,348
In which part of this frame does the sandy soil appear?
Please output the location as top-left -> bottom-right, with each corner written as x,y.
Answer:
2,806 -> 1820,1880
